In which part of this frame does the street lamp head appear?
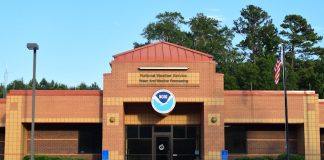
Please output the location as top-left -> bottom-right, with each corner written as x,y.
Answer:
27,43 -> 39,50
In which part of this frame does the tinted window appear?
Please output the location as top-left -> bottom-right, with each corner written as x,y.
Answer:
173,139 -> 196,154
126,125 -> 153,159
126,155 -> 152,160
173,126 -> 185,138
78,125 -> 102,153
128,139 -> 152,154
140,126 -> 152,138
154,126 -> 171,132
225,126 -> 246,153
127,126 -> 138,138
187,126 -> 197,138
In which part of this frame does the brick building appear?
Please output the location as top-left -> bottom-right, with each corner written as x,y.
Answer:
0,41 -> 323,160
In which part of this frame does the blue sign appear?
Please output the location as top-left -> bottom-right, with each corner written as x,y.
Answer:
221,150 -> 228,160
151,89 -> 176,114
102,150 -> 109,160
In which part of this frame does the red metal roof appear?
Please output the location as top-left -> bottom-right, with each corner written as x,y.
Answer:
112,41 -> 214,62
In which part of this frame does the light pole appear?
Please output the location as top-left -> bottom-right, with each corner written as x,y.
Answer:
27,43 -> 39,160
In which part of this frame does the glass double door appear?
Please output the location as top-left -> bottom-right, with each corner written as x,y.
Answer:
126,125 -> 200,160
154,134 -> 171,160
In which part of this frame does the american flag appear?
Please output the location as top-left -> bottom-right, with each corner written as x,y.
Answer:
274,48 -> 283,85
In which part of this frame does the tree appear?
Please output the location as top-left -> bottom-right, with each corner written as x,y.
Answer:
137,12 -> 236,68
218,49 -> 244,90
280,14 -> 323,67
76,82 -> 88,90
89,82 -> 100,90
188,13 -> 234,58
47,80 -> 68,90
255,55 -> 278,89
233,5 -> 281,62
235,62 -> 259,90
140,12 -> 189,46
4,78 -> 99,92
135,10 -> 324,98
7,79 -> 28,90
294,58 -> 324,98
314,57 -> 324,98
70,82 -> 100,90
0,84 -> 4,98
27,79 -> 38,90
39,78 -> 49,90
133,42 -> 150,48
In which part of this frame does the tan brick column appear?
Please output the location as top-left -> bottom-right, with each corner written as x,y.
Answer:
4,96 -> 26,160
203,103 -> 224,160
304,95 -> 321,160
102,98 -> 125,160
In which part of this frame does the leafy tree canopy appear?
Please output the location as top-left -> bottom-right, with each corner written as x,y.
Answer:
135,7 -> 324,98
141,12 -> 189,46
280,14 -> 323,58
233,5 -> 281,62
0,78 -> 100,98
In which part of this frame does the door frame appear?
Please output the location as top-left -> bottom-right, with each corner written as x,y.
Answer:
153,132 -> 173,160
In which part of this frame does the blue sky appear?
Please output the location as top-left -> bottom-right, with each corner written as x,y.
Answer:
1,0 -> 323,88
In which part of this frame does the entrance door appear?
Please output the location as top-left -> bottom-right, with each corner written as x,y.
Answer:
125,125 -> 200,160
154,134 -> 171,160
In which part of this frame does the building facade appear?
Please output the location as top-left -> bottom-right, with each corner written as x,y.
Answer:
0,41 -> 323,160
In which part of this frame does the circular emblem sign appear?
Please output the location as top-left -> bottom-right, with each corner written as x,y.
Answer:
151,89 -> 176,114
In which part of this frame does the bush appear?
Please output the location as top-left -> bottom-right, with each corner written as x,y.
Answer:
277,154 -> 304,160
23,155 -> 86,160
236,156 -> 273,160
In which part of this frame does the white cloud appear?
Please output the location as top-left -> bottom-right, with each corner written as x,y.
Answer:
207,15 -> 225,21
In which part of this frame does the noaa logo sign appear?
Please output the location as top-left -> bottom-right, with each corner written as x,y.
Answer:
151,89 -> 176,114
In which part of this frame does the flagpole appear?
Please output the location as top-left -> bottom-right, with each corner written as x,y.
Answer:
282,44 -> 289,160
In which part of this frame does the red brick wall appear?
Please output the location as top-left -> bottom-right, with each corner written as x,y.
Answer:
227,124 -> 304,160
7,90 -> 102,120
224,91 -> 308,120
105,62 -> 223,98
246,131 -> 297,154
25,124 -> 101,160
104,61 -> 224,159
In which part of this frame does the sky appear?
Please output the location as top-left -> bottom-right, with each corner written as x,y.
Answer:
1,0 -> 323,88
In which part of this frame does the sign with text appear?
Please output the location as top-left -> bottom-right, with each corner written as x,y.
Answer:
128,73 -> 199,86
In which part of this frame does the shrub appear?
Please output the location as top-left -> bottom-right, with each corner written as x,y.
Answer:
23,155 -> 86,160
236,156 -> 273,160
277,154 -> 304,160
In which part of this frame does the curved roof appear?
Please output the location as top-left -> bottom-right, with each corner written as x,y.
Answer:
112,41 -> 214,62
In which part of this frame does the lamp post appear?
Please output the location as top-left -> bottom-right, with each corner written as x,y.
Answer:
27,43 -> 39,160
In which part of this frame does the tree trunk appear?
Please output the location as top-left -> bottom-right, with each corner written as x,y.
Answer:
291,45 -> 295,70
252,45 -> 257,64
